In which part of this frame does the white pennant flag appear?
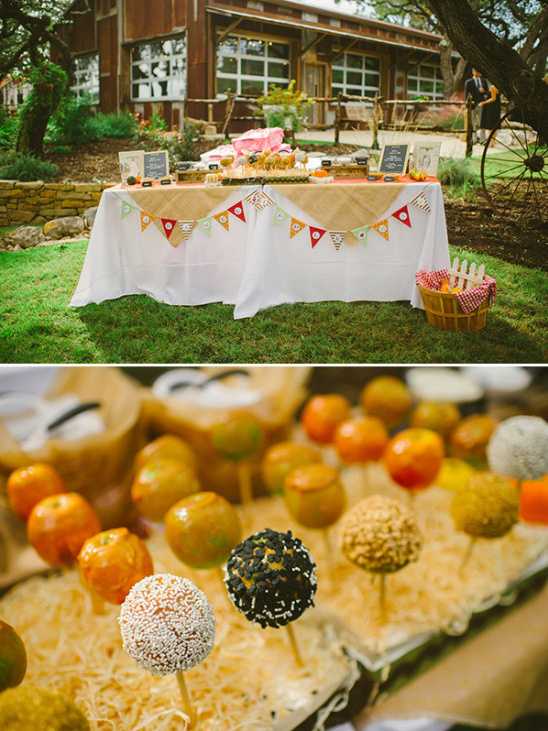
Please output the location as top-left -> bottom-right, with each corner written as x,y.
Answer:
410,191 -> 431,213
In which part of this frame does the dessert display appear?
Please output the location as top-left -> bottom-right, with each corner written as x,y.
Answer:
384,428 -> 445,492
333,416 -> 389,465
130,458 -> 201,523
300,393 -> 351,444
0,620 -> 27,691
486,415 -> 548,481
261,440 -> 321,495
27,492 -> 101,566
164,492 -> 242,570
0,684 -> 90,731
283,464 -> 346,530
77,527 -> 154,604
7,463 -> 66,521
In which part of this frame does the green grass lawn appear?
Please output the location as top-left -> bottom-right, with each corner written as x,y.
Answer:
1,239 -> 546,364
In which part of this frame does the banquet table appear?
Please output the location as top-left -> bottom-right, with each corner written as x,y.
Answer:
70,178 -> 451,319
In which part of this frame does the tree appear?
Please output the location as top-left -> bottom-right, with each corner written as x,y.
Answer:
342,0 -> 548,121
0,0 -> 75,155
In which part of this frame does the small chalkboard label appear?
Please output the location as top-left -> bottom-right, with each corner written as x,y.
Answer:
379,144 -> 410,176
367,174 -> 379,181
143,150 -> 169,180
384,175 -> 395,182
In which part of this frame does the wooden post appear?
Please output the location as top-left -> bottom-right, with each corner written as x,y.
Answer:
334,92 -> 342,145
465,95 -> 474,158
221,91 -> 235,140
372,93 -> 380,150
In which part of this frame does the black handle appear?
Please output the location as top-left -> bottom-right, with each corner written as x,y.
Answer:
47,402 -> 101,431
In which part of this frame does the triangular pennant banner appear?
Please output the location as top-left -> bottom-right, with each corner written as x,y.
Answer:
196,216 -> 213,237
410,191 -> 431,212
140,211 -> 155,232
120,200 -> 137,220
244,190 -> 274,210
228,201 -> 246,223
309,225 -> 327,248
372,218 -> 390,241
289,217 -> 307,239
179,220 -> 196,241
272,206 -> 290,225
328,231 -> 347,250
391,204 -> 412,228
351,225 -> 369,245
161,218 -> 178,239
213,211 -> 230,231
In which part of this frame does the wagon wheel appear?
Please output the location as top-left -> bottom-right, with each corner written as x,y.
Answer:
480,107 -> 548,229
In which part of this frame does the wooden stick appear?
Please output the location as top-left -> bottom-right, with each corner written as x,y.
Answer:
78,566 -> 105,615
237,461 -> 253,507
460,536 -> 477,576
378,573 -> 387,623
176,670 -> 196,726
285,623 -> 303,666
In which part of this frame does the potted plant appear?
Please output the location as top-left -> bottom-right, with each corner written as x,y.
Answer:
256,80 -> 313,132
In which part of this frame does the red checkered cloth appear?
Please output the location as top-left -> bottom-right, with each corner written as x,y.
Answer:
415,269 -> 497,315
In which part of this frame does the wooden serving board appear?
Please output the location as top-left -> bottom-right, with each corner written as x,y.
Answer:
325,164 -> 369,178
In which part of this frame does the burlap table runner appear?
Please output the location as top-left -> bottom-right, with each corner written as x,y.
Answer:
128,185 -> 243,247
269,181 -> 407,232
355,581 -> 548,728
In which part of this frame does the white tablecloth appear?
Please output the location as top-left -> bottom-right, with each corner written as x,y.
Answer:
70,181 -> 450,319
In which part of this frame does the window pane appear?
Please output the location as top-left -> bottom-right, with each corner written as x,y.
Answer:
219,36 -> 239,54
346,70 -> 363,86
407,78 -> 418,91
241,38 -> 264,56
365,57 -> 380,70
346,86 -> 363,95
133,63 -> 149,80
241,58 -> 264,77
217,77 -> 236,94
421,66 -> 434,78
364,73 -> 379,88
420,81 -> 434,92
268,61 -> 289,78
218,56 -> 237,74
346,54 -> 363,69
170,78 -> 186,97
241,78 -> 264,95
268,41 -> 289,59
332,68 -> 343,84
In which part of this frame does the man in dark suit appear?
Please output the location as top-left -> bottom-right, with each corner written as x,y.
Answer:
464,68 -> 489,143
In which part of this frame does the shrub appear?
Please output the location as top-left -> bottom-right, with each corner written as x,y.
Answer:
47,94 -> 103,146
0,152 -> 59,181
97,111 -> 138,138
134,114 -> 204,163
0,110 -> 18,151
437,157 -> 481,199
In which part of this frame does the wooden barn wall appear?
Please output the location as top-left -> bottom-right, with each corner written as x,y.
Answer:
123,0 -> 186,41
97,13 -> 119,113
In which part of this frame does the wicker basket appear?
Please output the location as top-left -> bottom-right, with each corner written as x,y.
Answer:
417,284 -> 490,332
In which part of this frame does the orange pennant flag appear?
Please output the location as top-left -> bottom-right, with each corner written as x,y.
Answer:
372,218 -> 390,241
140,211 -> 155,232
289,217 -> 307,239
213,211 -> 230,231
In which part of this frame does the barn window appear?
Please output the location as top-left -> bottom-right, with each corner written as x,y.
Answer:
331,53 -> 381,98
72,55 -> 100,104
407,64 -> 444,99
216,33 -> 290,96
130,37 -> 187,101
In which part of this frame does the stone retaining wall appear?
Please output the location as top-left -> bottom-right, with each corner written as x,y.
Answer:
0,181 -> 116,227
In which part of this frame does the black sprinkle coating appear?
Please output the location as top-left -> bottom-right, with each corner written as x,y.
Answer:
224,528 -> 317,628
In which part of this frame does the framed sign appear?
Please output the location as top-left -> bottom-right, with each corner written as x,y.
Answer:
119,150 -> 144,183
143,150 -> 169,180
412,141 -> 441,177
378,144 -> 410,176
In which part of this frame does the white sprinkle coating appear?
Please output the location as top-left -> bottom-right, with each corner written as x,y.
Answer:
118,574 -> 215,676
487,416 -> 548,481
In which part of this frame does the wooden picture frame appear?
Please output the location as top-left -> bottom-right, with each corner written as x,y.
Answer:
119,150 -> 144,183
412,141 -> 441,177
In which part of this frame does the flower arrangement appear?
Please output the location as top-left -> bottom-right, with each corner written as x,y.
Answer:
255,80 -> 313,132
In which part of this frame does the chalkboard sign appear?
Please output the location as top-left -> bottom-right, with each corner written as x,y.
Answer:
379,144 -> 410,176
143,150 -> 169,180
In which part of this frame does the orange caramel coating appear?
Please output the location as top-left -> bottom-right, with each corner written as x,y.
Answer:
360,376 -> 412,428
384,428 -> 445,492
165,491 -> 242,569
7,463 -> 66,521
283,463 -> 346,529
134,434 -> 197,471
131,457 -> 200,522
78,527 -> 154,604
410,400 -> 461,439
261,441 -> 322,494
27,493 -> 101,566
450,414 -> 499,465
334,416 -> 389,464
301,394 -> 351,444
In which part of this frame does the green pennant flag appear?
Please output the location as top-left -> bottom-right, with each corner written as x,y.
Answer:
272,206 -> 290,226
351,224 -> 369,245
120,200 -> 137,220
196,216 -> 213,237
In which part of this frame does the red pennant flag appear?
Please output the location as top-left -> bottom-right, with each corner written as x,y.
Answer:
391,204 -> 412,228
161,218 -> 178,239
228,201 -> 246,222
309,225 -> 327,248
